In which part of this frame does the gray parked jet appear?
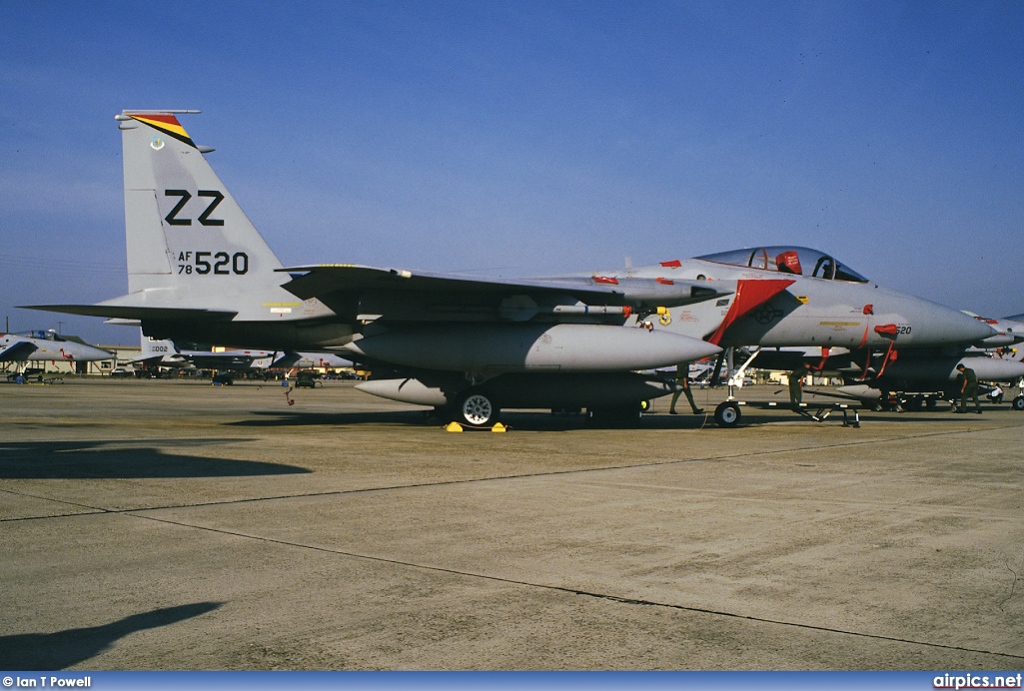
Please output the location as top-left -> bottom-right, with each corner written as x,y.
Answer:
1,330 -> 111,372
137,332 -> 353,375
27,111 -> 993,426
137,333 -> 275,372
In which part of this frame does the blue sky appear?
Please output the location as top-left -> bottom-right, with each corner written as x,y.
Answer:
2,1 -> 1022,345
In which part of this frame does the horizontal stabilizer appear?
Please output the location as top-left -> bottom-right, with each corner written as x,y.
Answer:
0,341 -> 39,362
23,304 -> 238,321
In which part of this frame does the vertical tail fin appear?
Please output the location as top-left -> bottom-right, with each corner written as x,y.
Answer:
139,328 -> 176,361
117,110 -> 287,315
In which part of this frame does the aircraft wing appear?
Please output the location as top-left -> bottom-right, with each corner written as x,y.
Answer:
280,264 -> 728,322
0,341 -> 39,362
177,352 -> 263,370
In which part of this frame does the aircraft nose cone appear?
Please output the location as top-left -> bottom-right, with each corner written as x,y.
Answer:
926,306 -> 997,346
960,314 -> 999,345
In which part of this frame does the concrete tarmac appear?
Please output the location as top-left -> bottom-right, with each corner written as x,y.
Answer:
1,378 -> 1022,670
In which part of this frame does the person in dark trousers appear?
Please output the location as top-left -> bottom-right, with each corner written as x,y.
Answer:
669,364 -> 703,414
956,363 -> 982,413
789,363 -> 810,408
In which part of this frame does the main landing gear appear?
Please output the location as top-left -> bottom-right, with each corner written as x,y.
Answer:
453,389 -> 500,427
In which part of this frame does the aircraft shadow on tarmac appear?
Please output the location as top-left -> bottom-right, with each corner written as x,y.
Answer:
0,602 -> 222,670
231,409 -> 725,431
228,402 -> 994,430
220,405 -> 997,431
231,409 -> 446,428
0,439 -> 311,479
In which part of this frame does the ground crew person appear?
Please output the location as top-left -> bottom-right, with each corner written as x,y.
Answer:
669,364 -> 703,414
956,363 -> 982,413
789,362 -> 810,408
987,384 -> 1004,404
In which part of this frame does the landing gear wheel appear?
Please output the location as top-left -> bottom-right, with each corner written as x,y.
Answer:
714,401 -> 741,428
1013,395 -> 1024,412
456,390 -> 499,427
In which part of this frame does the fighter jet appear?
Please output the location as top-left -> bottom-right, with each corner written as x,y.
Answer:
138,332 -> 353,375
0,329 -> 111,372
137,334 -> 275,372
27,111 -> 993,426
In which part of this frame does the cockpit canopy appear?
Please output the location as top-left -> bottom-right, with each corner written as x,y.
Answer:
16,329 -> 67,342
696,246 -> 868,283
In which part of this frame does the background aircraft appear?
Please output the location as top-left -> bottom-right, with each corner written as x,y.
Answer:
0,330 -> 111,374
137,332 -> 354,378
136,334 -> 275,373
967,312 -> 1024,348
28,111 -> 992,426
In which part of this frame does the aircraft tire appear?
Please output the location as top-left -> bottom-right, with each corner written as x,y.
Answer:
1013,395 -> 1024,412
455,389 -> 499,427
714,401 -> 741,428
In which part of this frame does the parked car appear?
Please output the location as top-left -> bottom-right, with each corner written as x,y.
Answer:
294,371 -> 320,388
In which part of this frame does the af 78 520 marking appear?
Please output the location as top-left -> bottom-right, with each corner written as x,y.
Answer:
177,251 -> 248,275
